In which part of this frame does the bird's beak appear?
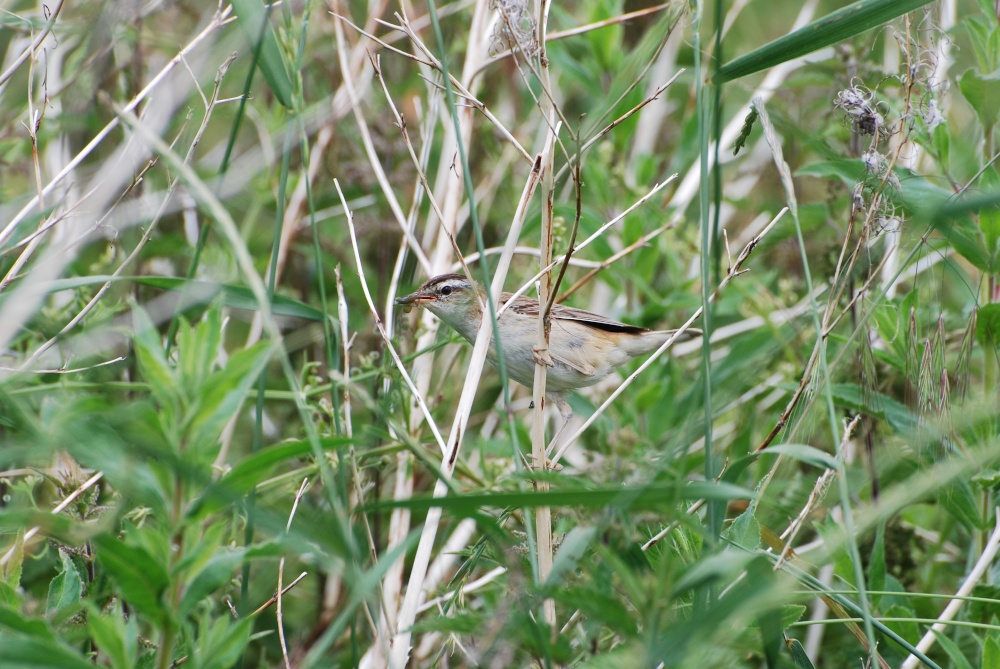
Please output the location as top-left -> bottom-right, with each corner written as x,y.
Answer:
395,290 -> 435,312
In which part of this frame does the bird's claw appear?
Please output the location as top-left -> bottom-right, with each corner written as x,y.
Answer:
532,347 -> 554,367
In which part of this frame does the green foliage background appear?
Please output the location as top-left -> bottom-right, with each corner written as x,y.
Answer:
0,0 -> 999,667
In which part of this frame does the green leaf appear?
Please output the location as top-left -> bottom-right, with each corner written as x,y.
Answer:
0,276 -> 326,322
231,0 -> 293,108
725,507 -> 760,550
868,521 -> 887,596
942,480 -> 984,531
546,526 -> 597,588
714,0 -> 935,84
131,304 -> 181,413
45,550 -> 83,615
977,304 -> 1000,349
0,604 -> 57,639
982,633 -> 1000,669
785,638 -> 816,668
2,529 -> 24,589
759,443 -> 838,470
933,628 -> 975,669
0,637 -> 94,669
87,603 -> 137,669
958,68 -> 1000,131
94,534 -> 170,627
178,549 -> 246,617
177,308 -> 223,399
980,167 -> 1000,254
937,214 -> 993,272
185,341 -> 272,452
827,383 -> 918,432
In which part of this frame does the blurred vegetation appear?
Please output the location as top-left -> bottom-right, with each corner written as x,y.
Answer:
1,0 -> 999,667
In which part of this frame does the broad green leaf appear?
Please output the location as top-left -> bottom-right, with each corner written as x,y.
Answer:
827,383 -> 917,432
0,603 -> 57,639
45,550 -> 83,615
2,529 -> 24,589
980,167 -> 1000,254
178,548 -> 246,617
94,535 -> 170,627
177,308 -> 223,398
937,214 -> 993,272
546,526 -> 597,588
868,521 -> 886,596
187,436 -> 351,519
933,628 -> 975,669
714,0 -> 935,84
786,638 -> 816,668
983,633 -> 1000,669
958,68 -> 1000,131
725,507 -> 760,550
0,637 -> 94,669
942,480 -> 984,531
87,603 -> 137,669
231,0 -> 293,108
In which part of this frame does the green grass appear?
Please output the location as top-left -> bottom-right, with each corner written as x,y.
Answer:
1,0 -> 999,667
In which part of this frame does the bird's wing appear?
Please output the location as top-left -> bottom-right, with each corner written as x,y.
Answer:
500,293 -> 650,335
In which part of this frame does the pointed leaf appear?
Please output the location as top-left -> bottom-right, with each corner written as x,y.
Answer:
715,0 -> 935,84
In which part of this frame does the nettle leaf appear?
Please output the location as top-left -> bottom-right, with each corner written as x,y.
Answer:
45,550 -> 83,615
194,615 -> 254,669
131,305 -> 181,414
546,526 -> 597,588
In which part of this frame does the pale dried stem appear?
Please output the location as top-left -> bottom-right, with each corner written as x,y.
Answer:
0,0 -> 66,89
0,4 -> 235,248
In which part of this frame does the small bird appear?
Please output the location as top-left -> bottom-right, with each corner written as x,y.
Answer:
396,273 -> 698,444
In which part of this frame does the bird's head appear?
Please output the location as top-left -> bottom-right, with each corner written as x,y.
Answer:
395,273 -> 483,333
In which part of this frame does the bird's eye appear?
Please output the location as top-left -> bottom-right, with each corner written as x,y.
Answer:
440,285 -> 452,296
